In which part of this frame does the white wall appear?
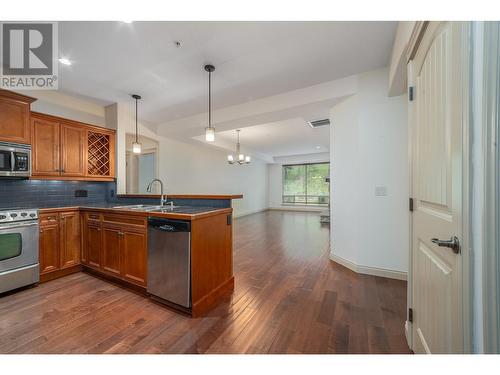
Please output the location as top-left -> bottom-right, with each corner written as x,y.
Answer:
268,152 -> 330,211
330,68 -> 409,275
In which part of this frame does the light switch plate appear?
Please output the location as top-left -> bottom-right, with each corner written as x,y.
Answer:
375,186 -> 387,196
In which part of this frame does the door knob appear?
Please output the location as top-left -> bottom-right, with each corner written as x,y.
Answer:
431,236 -> 460,254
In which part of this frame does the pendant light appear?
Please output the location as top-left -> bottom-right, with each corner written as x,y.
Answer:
227,130 -> 251,165
131,94 -> 142,154
204,64 -> 216,142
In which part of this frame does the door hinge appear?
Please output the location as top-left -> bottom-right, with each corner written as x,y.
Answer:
409,86 -> 415,101
408,308 -> 414,322
409,197 -> 414,212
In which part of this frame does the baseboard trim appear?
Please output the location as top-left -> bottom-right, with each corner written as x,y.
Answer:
330,253 -> 407,281
268,206 -> 324,213
234,208 -> 268,219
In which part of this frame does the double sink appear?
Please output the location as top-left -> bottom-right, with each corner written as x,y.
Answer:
112,204 -> 218,215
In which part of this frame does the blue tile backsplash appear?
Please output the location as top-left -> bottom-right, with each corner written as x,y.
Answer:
0,180 -> 231,209
0,180 -> 109,209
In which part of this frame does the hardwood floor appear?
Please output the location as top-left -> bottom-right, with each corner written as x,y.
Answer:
0,211 -> 410,354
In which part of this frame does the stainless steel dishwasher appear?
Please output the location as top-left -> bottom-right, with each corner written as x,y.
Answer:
147,217 -> 191,308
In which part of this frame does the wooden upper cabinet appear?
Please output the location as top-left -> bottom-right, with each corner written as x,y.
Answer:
31,115 -> 60,176
61,123 -> 85,177
0,90 -> 36,144
86,128 -> 115,179
30,112 -> 115,181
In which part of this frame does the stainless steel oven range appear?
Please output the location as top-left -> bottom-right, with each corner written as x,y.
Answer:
0,209 -> 39,294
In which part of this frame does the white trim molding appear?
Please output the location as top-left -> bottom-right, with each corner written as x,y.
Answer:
269,206 -> 324,213
233,208 -> 269,219
330,253 -> 408,281
480,21 -> 500,354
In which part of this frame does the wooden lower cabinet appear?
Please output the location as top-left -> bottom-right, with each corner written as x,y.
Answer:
86,223 -> 102,268
121,230 -> 147,286
102,225 -> 122,276
82,212 -> 147,287
39,211 -> 81,278
39,221 -> 60,274
60,211 -> 81,268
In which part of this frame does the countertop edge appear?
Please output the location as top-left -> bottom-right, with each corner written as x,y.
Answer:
39,206 -> 233,221
115,194 -> 243,200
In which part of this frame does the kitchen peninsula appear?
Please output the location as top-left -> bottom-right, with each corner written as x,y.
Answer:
38,196 -> 241,318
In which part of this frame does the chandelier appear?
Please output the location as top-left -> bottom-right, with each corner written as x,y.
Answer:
227,130 -> 251,165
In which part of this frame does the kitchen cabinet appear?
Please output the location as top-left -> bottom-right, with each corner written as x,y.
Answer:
39,211 -> 81,279
30,112 -> 115,181
121,230 -> 147,286
0,90 -> 36,144
85,223 -> 102,269
60,211 -> 81,268
61,123 -> 85,177
81,211 -> 147,287
32,116 -> 60,175
39,218 -> 60,274
101,225 -> 122,276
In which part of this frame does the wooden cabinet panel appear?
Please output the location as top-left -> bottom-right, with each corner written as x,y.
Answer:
121,230 -> 147,286
0,90 -> 35,144
87,224 -> 102,269
60,211 -> 81,268
31,116 -> 60,175
61,124 -> 85,176
80,213 -> 88,265
102,226 -> 121,276
80,211 -> 147,287
29,112 -> 116,181
86,129 -> 115,179
191,213 -> 233,305
40,221 -> 60,274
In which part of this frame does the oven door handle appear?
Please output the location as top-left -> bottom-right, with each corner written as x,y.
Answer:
0,221 -> 39,230
11,151 -> 16,172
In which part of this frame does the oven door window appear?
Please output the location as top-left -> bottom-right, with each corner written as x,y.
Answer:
0,151 -> 13,171
0,233 -> 22,261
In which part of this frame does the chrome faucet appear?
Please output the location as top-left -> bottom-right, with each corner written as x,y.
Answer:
146,178 -> 168,206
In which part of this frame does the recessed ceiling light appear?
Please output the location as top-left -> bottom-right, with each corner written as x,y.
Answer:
123,20 -> 133,24
316,146 -> 321,150
58,58 -> 72,66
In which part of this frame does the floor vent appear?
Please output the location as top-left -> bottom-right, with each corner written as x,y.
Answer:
307,118 -> 330,128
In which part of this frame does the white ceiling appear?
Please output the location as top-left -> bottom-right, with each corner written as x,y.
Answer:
58,21 -> 397,125
194,117 -> 332,161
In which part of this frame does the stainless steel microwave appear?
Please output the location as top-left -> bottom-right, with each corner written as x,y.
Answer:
0,141 -> 31,178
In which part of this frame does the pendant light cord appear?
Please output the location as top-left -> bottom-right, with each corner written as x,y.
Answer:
135,98 -> 138,143
208,70 -> 212,129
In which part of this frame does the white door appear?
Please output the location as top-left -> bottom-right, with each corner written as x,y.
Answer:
410,22 -> 469,353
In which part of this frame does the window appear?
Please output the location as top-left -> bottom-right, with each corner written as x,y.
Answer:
282,163 -> 330,205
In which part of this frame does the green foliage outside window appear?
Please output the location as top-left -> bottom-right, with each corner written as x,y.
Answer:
282,163 -> 330,205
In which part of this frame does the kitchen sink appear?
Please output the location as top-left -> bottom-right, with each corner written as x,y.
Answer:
112,204 -> 217,214
112,204 -> 177,211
